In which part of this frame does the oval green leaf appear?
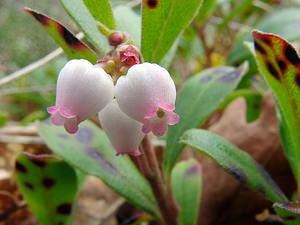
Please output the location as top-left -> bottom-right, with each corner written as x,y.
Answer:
37,120 -> 159,217
163,63 -> 248,176
141,0 -> 203,63
60,0 -> 110,53
180,129 -> 287,203
171,159 -> 202,225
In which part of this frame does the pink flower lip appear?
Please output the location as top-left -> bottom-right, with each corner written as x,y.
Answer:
47,106 -> 79,134
142,103 -> 180,136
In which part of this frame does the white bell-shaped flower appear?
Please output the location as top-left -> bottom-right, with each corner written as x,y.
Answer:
48,59 -> 114,133
98,100 -> 144,156
115,63 -> 179,136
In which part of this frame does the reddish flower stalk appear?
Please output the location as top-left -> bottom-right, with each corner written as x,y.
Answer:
136,135 -> 179,225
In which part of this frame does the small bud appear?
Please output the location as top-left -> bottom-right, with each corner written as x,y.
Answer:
108,32 -> 125,46
99,100 -> 144,156
118,45 -> 140,68
115,63 -> 179,136
47,59 -> 114,133
97,56 -> 116,75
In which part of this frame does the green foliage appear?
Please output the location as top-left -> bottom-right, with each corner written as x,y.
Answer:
228,8 -> 300,65
195,0 -> 218,25
0,111 -> 8,127
21,110 -> 47,125
15,153 -> 78,225
114,6 -> 141,46
60,0 -> 110,53
37,120 -> 159,217
274,202 -> 300,225
252,30 -> 300,183
141,0 -> 203,63
219,0 -> 252,31
24,8 -> 98,63
83,0 -> 115,29
180,129 -> 287,203
163,63 -> 248,176
171,159 -> 202,225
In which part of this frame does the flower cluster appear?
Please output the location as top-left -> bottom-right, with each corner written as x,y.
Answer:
48,56 -> 179,155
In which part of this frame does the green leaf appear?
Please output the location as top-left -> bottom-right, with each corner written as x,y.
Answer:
195,0 -> 218,25
274,202 -> 300,225
252,30 -> 300,183
218,0 -> 252,31
171,159 -> 202,225
141,0 -> 203,63
228,8 -> 300,65
24,7 -> 98,63
15,153 -> 78,225
37,120 -> 159,217
180,129 -> 287,203
83,0 -> 115,29
114,6 -> 141,47
163,63 -> 248,176
60,0 -> 110,53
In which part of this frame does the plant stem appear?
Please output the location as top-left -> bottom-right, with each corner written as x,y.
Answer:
138,135 -> 179,225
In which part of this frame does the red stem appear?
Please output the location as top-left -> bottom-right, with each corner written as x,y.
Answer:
136,135 -> 179,225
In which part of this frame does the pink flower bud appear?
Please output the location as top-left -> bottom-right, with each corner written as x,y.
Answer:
115,63 -> 179,136
48,59 -> 114,133
108,32 -> 125,46
98,100 -> 144,156
118,45 -> 140,67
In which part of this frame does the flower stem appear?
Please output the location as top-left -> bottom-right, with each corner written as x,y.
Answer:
137,135 -> 179,225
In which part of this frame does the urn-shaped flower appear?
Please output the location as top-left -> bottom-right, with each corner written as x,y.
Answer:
98,100 -> 144,156
48,59 -> 114,133
115,63 -> 179,136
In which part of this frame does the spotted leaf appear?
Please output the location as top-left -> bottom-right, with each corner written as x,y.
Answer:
24,7 -> 98,63
15,153 -> 78,225
37,120 -> 159,217
141,0 -> 203,63
274,202 -> 300,225
252,30 -> 300,184
180,129 -> 287,203
171,159 -> 202,225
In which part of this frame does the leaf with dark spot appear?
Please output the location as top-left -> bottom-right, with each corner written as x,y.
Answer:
15,153 -> 78,225
180,129 -> 287,203
24,7 -> 98,63
146,0 -> 158,8
42,177 -> 55,189
15,161 -> 27,173
252,30 -> 300,185
56,203 -> 72,215
37,120 -> 159,217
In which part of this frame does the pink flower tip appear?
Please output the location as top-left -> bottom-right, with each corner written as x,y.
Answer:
47,106 -> 79,134
142,104 -> 180,136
